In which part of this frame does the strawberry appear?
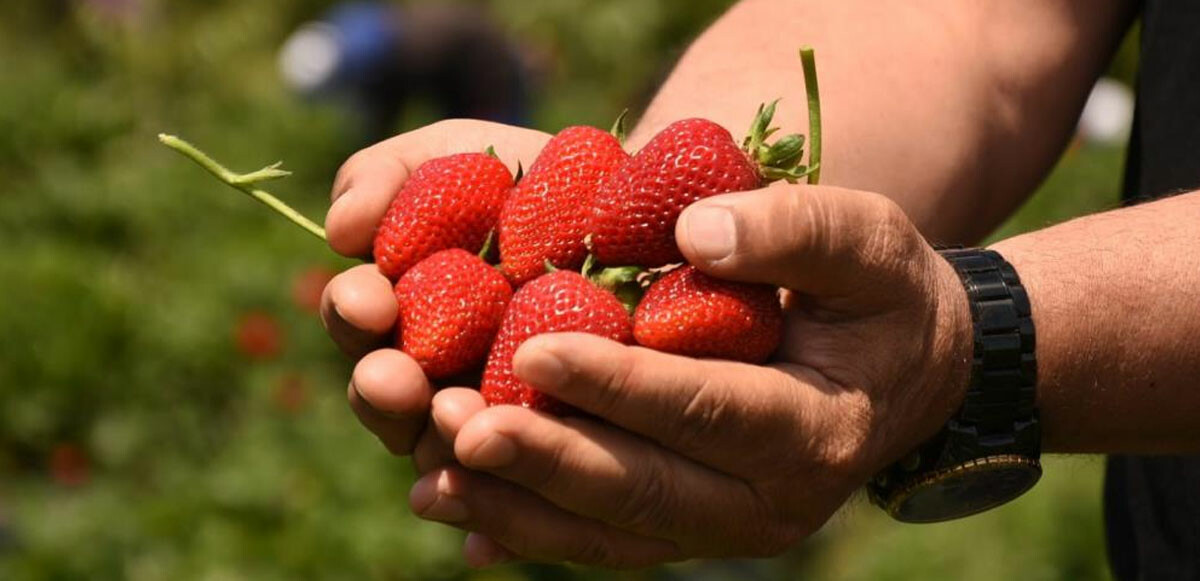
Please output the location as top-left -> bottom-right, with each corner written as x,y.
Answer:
373,153 -> 513,280
633,266 -> 782,363
394,248 -> 513,380
480,269 -> 633,414
588,103 -> 810,267
499,126 -> 629,285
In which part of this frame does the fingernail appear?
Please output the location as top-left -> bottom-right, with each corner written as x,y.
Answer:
466,432 -> 518,469
410,472 -> 469,522
683,206 -> 736,262
515,341 -> 568,390
464,533 -> 513,568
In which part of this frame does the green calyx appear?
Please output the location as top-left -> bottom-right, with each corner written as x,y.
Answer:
743,100 -> 814,184
579,254 -> 645,315
610,109 -> 631,145
742,47 -> 824,185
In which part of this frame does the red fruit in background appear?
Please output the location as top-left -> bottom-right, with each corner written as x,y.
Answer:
373,153 -> 513,280
634,266 -> 782,363
498,126 -> 629,285
50,443 -> 90,487
291,266 -> 335,313
481,270 -> 632,414
272,372 -> 310,414
395,249 -> 513,380
588,119 -> 760,267
235,311 -> 282,360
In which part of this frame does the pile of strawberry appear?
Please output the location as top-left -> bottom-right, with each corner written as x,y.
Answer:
377,103 -> 815,414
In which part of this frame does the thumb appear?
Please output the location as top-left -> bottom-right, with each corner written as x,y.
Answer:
675,185 -> 930,305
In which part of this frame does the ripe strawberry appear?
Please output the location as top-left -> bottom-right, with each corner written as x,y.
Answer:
235,311 -> 283,360
481,270 -> 633,414
395,249 -> 513,379
589,104 -> 809,267
374,153 -> 513,280
50,443 -> 90,488
499,126 -> 629,285
634,266 -> 782,363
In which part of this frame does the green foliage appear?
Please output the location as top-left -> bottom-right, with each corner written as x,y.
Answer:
0,1 -> 1126,579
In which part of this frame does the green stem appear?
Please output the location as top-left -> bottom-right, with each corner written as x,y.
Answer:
799,47 -> 822,185
157,133 -> 327,241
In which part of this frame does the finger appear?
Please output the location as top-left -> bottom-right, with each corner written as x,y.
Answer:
462,533 -> 516,569
319,264 -> 396,359
347,349 -> 433,455
675,186 -> 928,306
326,120 -> 551,257
453,405 -> 798,557
412,388 -> 488,474
411,426 -> 453,475
512,333 -> 829,473
409,467 -> 681,568
432,388 -> 488,441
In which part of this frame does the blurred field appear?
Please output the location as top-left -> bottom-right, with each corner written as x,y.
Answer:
0,1 -> 1128,579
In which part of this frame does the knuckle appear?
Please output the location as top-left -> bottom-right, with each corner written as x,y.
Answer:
609,455 -> 677,535
859,194 -> 921,259
589,348 -> 639,415
527,435 -> 572,494
674,379 -> 732,455
568,534 -> 620,567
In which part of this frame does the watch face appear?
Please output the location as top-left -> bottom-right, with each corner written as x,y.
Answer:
891,457 -> 1042,523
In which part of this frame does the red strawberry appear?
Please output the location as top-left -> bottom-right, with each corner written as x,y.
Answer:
633,266 -> 782,363
499,126 -> 629,285
235,311 -> 283,360
589,104 -> 809,267
374,153 -> 513,280
50,443 -> 90,488
395,249 -> 513,379
481,270 -> 633,414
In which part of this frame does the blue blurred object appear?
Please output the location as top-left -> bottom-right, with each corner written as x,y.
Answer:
279,2 -> 531,143
327,2 -> 400,88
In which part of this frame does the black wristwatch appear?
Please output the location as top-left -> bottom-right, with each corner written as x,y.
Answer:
867,247 -> 1041,523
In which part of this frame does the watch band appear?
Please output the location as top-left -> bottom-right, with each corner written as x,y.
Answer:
938,247 -> 1040,464
867,247 -> 1041,522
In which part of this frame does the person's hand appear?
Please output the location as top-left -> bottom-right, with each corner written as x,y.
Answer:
319,119 -> 550,456
409,185 -> 975,567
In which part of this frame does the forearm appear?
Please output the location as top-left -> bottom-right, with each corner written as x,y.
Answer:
633,0 -> 1134,243
990,192 -> 1200,454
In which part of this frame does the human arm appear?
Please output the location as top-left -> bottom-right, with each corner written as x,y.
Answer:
631,0 -> 1135,243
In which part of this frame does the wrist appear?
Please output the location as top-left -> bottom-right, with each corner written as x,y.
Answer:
921,246 -> 976,444
869,246 -> 1043,522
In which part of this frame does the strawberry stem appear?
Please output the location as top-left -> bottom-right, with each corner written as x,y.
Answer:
581,254 -> 597,278
479,230 -> 496,260
157,134 -> 327,241
800,46 -> 822,185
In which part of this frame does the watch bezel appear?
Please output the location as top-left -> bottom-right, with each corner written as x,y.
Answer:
879,454 -> 1042,524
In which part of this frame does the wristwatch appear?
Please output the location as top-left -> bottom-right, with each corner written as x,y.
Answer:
867,247 -> 1041,523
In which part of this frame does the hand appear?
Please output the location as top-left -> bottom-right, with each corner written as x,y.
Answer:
411,185 -> 975,567
319,120 -> 550,456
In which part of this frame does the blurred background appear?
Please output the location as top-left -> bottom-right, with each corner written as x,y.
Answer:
0,1 -> 1138,579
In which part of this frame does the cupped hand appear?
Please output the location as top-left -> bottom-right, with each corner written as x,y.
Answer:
319,120 -> 550,456
412,185 -> 975,567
